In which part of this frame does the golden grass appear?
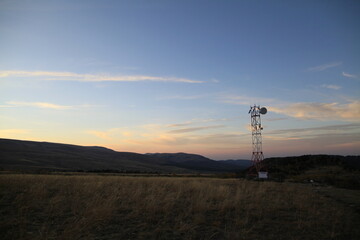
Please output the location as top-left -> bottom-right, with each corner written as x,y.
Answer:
0,174 -> 359,239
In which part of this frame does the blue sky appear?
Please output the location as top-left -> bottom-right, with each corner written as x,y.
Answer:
0,0 -> 359,159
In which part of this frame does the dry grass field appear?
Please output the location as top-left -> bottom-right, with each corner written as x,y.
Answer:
1,174 -> 359,240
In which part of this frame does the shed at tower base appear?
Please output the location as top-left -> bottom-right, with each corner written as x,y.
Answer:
248,105 -> 268,179
258,171 -> 268,179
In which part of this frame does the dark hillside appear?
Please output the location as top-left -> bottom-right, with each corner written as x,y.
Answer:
0,138 -> 246,173
264,155 -> 360,175
0,139 -> 185,172
221,159 -> 252,169
262,155 -> 360,189
146,153 -> 244,172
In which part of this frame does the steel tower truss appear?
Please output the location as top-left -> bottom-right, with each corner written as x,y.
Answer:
248,105 -> 265,175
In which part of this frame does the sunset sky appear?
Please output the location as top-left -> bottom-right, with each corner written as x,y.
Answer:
1,0 -> 359,159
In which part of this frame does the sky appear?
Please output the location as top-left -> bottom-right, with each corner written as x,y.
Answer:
0,0 -> 359,160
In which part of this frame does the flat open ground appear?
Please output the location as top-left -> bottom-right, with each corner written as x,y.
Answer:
1,174 -> 359,240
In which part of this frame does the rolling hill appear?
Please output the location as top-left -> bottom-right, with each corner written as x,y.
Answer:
146,153 -> 251,172
0,138 -> 249,173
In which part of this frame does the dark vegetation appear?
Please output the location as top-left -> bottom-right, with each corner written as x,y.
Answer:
1,174 -> 359,240
261,155 -> 360,189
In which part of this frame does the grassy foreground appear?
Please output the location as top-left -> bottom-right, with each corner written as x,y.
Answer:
1,174 -> 359,240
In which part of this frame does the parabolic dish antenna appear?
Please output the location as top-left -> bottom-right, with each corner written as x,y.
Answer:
259,107 -> 267,115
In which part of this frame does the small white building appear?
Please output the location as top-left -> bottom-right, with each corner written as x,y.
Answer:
258,171 -> 268,179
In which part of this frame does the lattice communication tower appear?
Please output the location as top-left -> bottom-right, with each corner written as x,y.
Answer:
248,105 -> 268,178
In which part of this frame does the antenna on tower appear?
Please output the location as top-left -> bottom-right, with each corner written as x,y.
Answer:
248,105 -> 268,179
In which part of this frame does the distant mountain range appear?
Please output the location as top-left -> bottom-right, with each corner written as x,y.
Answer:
0,138 -> 251,173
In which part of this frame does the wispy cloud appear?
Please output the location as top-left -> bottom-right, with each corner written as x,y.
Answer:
266,117 -> 288,122
268,123 -> 360,135
0,70 -> 203,83
221,94 -> 360,122
6,101 -> 73,110
342,72 -> 358,79
0,129 -> 32,139
159,95 -> 206,100
167,118 -> 230,128
86,130 -> 111,140
307,62 -> 342,72
86,130 -> 112,140
167,122 -> 193,128
0,129 -> 30,135
269,100 -> 360,121
264,132 -> 360,157
88,125 -> 246,153
168,125 -> 225,134
263,135 -> 302,141
322,84 -> 341,90
86,128 -> 132,140
220,94 -> 276,106
0,104 -> 16,108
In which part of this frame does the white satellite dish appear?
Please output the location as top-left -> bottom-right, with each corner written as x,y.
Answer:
259,107 -> 267,115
